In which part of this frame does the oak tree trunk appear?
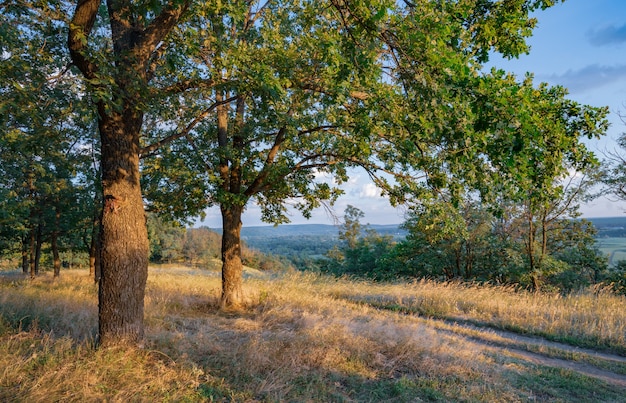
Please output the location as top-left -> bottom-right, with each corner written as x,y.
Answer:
220,204 -> 244,308
21,236 -> 28,274
97,106 -> 149,346
527,216 -> 535,272
51,207 -> 61,277
68,0 -> 188,344
526,210 -> 541,291
540,213 -> 548,269
34,221 -> 43,276
29,224 -> 36,278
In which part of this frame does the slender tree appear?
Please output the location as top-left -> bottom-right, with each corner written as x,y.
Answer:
472,74 -> 607,289
603,125 -> 626,204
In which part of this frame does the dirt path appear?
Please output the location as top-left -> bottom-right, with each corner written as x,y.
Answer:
430,317 -> 626,388
348,295 -> 626,389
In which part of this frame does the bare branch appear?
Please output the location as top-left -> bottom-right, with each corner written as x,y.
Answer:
46,63 -> 73,83
296,80 -> 370,100
156,78 -> 219,95
248,0 -> 271,28
298,125 -> 340,136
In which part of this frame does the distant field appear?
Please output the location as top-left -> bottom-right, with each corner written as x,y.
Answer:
596,237 -> 626,266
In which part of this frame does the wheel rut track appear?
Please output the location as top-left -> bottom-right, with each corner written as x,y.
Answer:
348,296 -> 626,389
436,320 -> 626,388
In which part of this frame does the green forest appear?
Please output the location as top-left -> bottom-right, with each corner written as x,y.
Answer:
2,0 -> 626,347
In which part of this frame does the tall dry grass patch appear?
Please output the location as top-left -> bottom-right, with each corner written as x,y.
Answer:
2,267 -> 625,401
0,271 -> 97,341
144,269 -> 537,400
0,327 -> 208,402
324,277 -> 626,352
0,269 -> 213,402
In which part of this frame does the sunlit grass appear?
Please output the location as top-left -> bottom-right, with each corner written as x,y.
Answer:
320,276 -> 626,353
0,272 -> 98,341
1,267 -> 625,401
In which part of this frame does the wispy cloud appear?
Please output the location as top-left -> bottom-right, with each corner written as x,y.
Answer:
588,24 -> 626,46
548,64 -> 626,93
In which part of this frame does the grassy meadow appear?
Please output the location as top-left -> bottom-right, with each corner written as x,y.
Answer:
1,265 -> 626,402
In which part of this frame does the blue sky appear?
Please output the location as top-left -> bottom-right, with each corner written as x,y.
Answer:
197,0 -> 626,228
494,0 -> 626,219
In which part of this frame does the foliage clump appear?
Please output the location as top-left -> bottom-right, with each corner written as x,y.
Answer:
320,205 -> 622,294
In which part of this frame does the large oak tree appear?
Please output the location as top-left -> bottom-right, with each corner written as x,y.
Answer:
67,0 -> 191,344
141,0 -> 578,307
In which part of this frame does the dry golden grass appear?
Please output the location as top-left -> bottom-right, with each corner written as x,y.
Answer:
0,271 -> 98,341
0,270 -> 210,402
320,277 -> 626,352
1,267 -> 625,402
144,268 -> 520,401
0,330 -> 207,402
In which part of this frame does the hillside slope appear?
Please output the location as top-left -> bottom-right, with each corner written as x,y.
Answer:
1,267 -> 625,401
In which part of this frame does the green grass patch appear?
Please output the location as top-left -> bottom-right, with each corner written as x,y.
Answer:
597,237 -> 626,266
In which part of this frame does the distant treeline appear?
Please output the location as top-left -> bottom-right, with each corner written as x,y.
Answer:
242,235 -> 338,259
237,208 -> 626,294
147,215 -> 293,272
4,209 -> 625,295
241,217 -> 626,256
239,224 -> 406,259
591,217 -> 626,238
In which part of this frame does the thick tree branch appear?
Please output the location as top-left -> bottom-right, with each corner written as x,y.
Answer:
140,95 -> 238,158
68,0 -> 102,80
135,0 -> 191,65
216,92 -> 230,190
244,126 -> 287,196
245,118 -> 341,197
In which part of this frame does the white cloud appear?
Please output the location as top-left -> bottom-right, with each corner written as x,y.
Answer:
347,174 -> 361,185
360,183 -> 382,199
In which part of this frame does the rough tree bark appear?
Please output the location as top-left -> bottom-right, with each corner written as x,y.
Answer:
34,221 -> 43,276
220,204 -> 245,309
215,89 -> 248,308
68,0 -> 188,345
97,105 -> 149,344
52,207 -> 61,278
28,226 -> 35,278
21,236 -> 28,274
526,210 -> 540,291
